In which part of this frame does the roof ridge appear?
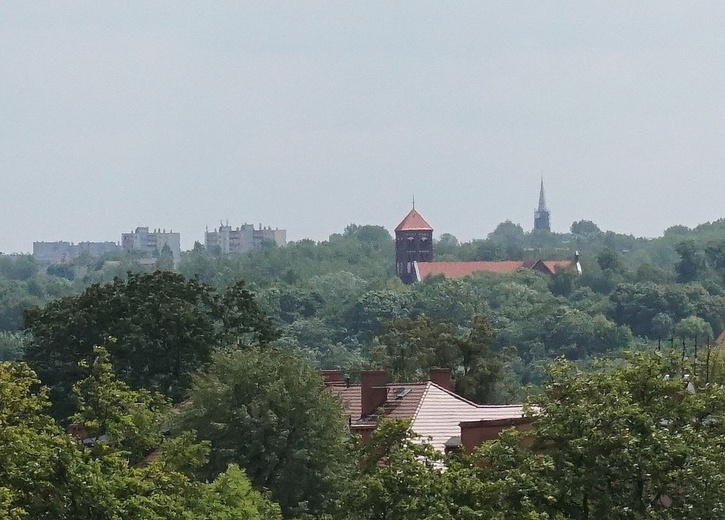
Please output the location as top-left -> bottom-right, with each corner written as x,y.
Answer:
427,381 -> 483,407
411,381 -> 432,421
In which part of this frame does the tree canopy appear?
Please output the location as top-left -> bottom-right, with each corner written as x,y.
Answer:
0,353 -> 282,519
23,271 -> 276,415
175,347 -> 351,518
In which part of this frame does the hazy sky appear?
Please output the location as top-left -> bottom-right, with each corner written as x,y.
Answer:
2,2 -> 725,253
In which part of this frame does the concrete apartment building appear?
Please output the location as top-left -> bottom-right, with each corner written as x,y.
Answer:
205,223 -> 286,254
33,241 -> 121,264
121,227 -> 181,264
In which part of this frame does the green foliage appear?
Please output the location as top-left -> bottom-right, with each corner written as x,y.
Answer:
345,288 -> 414,339
192,465 -> 283,520
179,224 -> 394,288
155,243 -> 175,271
474,352 -> 725,519
339,419 -> 455,520
373,315 -> 503,403
46,263 -> 76,280
0,352 -> 282,519
23,271 -> 275,417
674,315 -> 713,341
71,345 -> 171,464
676,240 -> 707,283
175,347 -> 350,517
609,282 -> 724,339
0,255 -> 37,281
548,309 -> 632,360
0,332 -> 25,361
570,220 -> 601,236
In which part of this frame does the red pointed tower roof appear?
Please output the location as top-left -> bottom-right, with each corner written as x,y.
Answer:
395,208 -> 433,232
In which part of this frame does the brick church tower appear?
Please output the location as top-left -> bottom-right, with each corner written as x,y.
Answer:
395,206 -> 433,284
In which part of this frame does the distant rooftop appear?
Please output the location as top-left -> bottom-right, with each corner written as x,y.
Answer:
395,208 -> 433,232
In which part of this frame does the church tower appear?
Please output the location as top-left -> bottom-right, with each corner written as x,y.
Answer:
533,178 -> 551,232
395,206 -> 433,284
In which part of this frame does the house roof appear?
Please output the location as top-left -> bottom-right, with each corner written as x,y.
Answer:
411,383 -> 524,452
328,380 -> 525,453
415,259 -> 576,281
539,260 -> 575,274
416,261 -> 528,279
395,209 -> 433,232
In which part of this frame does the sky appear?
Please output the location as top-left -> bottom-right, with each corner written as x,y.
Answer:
2,2 -> 725,253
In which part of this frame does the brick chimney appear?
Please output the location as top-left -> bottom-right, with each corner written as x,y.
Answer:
361,370 -> 388,417
429,368 -> 453,392
321,370 -> 342,384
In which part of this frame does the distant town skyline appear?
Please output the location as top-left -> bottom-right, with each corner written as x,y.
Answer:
3,3 -> 725,253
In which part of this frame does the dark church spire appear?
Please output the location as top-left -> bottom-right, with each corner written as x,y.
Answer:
534,177 -> 551,232
537,177 -> 547,212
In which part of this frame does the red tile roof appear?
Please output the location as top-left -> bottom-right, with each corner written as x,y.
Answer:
540,260 -> 575,274
415,259 -> 576,280
417,261 -> 527,279
331,384 -> 362,421
395,209 -> 433,231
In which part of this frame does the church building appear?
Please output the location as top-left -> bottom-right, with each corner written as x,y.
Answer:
395,207 -> 434,284
395,184 -> 580,284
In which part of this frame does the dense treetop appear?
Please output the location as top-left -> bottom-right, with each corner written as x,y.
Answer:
6,218 -> 725,518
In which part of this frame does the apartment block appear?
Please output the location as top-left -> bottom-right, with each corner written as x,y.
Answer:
121,227 -> 181,264
33,241 -> 121,264
205,223 -> 286,254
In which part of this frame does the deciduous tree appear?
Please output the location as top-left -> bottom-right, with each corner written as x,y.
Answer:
175,347 -> 350,518
23,271 -> 275,417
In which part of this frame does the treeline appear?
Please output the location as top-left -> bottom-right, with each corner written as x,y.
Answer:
5,270 -> 725,518
6,219 -> 725,390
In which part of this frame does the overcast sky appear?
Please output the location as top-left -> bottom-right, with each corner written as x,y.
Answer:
2,2 -> 725,253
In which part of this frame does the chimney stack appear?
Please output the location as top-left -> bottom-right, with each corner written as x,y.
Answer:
429,368 -> 453,392
361,370 -> 388,417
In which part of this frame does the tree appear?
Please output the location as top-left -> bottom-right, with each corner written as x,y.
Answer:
343,224 -> 391,244
596,248 -> 625,273
674,315 -> 713,343
0,354 -> 282,519
373,315 -> 502,403
23,271 -> 276,416
175,347 -> 350,518
340,419 -> 455,520
373,316 -> 460,382
475,352 -> 725,519
0,332 -> 25,361
435,233 -> 460,257
155,243 -> 175,271
344,289 -> 414,339
0,255 -> 37,281
70,344 -> 170,465
675,240 -> 707,283
609,283 -> 695,338
570,220 -> 601,236
46,263 -> 76,280
455,315 -> 504,403
192,465 -> 283,520
489,221 -> 525,242
546,310 -> 632,359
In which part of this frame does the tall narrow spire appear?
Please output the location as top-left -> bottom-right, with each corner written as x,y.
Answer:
534,177 -> 551,232
537,177 -> 548,212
